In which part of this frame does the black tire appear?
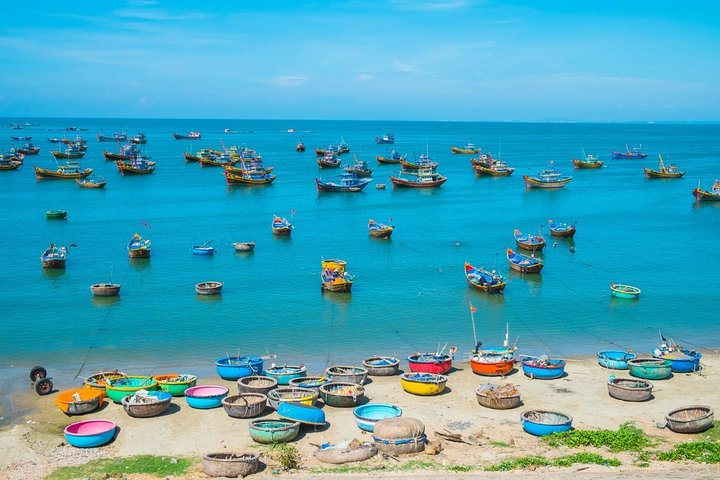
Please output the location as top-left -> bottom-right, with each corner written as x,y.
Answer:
30,366 -> 47,381
35,378 -> 53,395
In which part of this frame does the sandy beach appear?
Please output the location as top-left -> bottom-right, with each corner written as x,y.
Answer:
0,353 -> 718,479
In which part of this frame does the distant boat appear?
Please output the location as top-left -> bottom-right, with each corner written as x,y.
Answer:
46,209 -> 67,219
173,131 -> 201,140
0,156 -> 22,170
548,220 -> 576,238
224,168 -> 276,185
127,233 -> 151,258
272,216 -> 293,235
16,143 -> 40,155
232,241 -> 255,252
316,145 -> 339,156
506,248 -> 543,273
192,242 -> 215,255
11,135 -> 32,141
368,219 -> 393,238
296,141 -> 306,152
375,133 -> 395,144
40,244 -> 67,269
130,133 -> 147,144
321,259 -> 354,292
97,132 -> 127,142
513,229 -> 545,251
464,262 -> 506,293
116,158 -> 156,175
316,171 -> 372,192
643,154 -> 684,179
572,150 -> 603,169
611,283 -> 641,299
76,176 -> 107,189
104,143 -> 142,161
612,144 -> 647,159
523,165 -> 572,189
400,153 -> 438,171
344,156 -> 373,177
390,167 -> 447,188
692,179 -> 720,202
451,143 -> 480,154
337,138 -> 350,154
90,283 -> 121,297
473,159 -> 514,177
51,145 -> 85,159
34,161 -> 93,179
317,153 -> 342,168
376,149 -> 406,164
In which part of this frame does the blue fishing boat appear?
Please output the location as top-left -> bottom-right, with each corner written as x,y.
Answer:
277,402 -> 326,426
548,220 -> 576,238
653,335 -> 702,373
216,356 -> 264,380
612,144 -> 647,159
375,133 -> 395,144
264,365 -> 307,385
521,356 -> 566,379
353,404 -> 402,432
523,165 -> 572,189
192,241 -> 215,255
611,283 -> 641,299
520,410 -> 573,436
506,248 -> 543,273
464,262 -> 506,293
97,132 -> 127,142
316,172 -> 372,192
40,244 -> 67,269
597,351 -> 637,370
127,233 -> 151,258
272,216 -> 293,235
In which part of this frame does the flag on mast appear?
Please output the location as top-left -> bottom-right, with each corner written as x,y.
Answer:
469,303 -> 477,313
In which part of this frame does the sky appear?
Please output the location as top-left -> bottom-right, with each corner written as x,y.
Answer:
1,0 -> 719,121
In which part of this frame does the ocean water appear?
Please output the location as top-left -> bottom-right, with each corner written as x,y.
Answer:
1,118 -> 719,392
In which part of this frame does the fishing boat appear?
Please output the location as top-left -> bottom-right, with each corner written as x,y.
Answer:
597,351 -> 637,370
192,241 -> 215,255
40,244 -> 67,269
363,357 -> 400,376
55,388 -> 105,415
224,168 -> 276,185
521,410 -> 573,436
16,143 -> 40,155
653,335 -> 702,373
271,216 -> 293,235
296,141 -> 306,152
76,176 -> 107,188
572,151 -> 603,169
368,219 -> 393,238
607,377 -> 653,402
265,365 -> 308,386
34,162 -> 93,179
464,262 -> 506,293
345,156 -> 373,177
692,179 -> 720,202
514,229 -> 545,251
476,383 -> 521,409
506,248 -> 543,273
400,153 -> 438,171
627,358 -> 672,380
450,143 -> 480,154
10,135 -> 31,141
195,281 -> 223,295
548,220 -> 576,238
376,149 -> 406,164
316,145 -> 339,156
470,152 -> 496,168
375,133 -> 395,144
470,353 -> 515,376
610,283 -> 640,299
521,356 -> 566,379
106,376 -> 158,403
473,160 -> 515,177
390,167 -> 447,188
46,210 -> 68,219
127,233 -> 151,258
116,158 -> 156,175
407,352 -> 453,374
665,406 -> 714,434
51,145 -> 85,159
644,154 -> 684,179
316,172 -> 372,192
0,158 -> 22,170
90,283 -> 121,296
174,131 -> 201,140
400,373 -> 447,396
96,132 -> 127,142
612,144 -> 647,159
130,133 -> 147,144
216,356 -> 264,380
233,241 -> 255,252
103,143 -> 141,161
321,259 -> 354,292
317,152 -> 342,168
200,152 -> 236,167
523,165 -> 572,189
337,138 -> 350,154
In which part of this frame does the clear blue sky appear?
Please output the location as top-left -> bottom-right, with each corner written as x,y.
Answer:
1,1 -> 719,121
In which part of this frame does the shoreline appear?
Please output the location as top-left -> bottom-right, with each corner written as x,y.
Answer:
1,353 -> 718,478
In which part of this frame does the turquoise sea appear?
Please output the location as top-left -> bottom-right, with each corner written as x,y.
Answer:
1,118 -> 719,418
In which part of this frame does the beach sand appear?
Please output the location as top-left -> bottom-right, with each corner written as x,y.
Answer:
0,354 -> 718,479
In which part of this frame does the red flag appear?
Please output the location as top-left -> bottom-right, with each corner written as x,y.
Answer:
469,302 -> 476,313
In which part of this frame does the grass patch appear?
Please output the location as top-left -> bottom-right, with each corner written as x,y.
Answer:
489,441 -> 512,448
485,453 -> 620,471
699,421 -> 720,442
46,455 -> 197,480
656,441 -> 720,463
267,444 -> 301,471
545,422 -> 650,452
310,460 -> 473,474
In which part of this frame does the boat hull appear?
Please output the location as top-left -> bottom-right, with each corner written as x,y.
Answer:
693,188 -> 720,202
76,179 -> 106,188
128,249 -> 150,258
451,147 -> 479,154
523,175 -> 572,189
607,378 -> 653,402
549,226 -> 576,238
653,350 -> 701,373
572,159 -> 604,169
34,166 -> 93,179
627,358 -> 672,380
520,411 -> 573,436
216,356 -> 264,380
610,284 -> 641,299
321,280 -> 353,292
521,358 -> 566,379
473,164 -> 514,176
353,404 -> 403,432
644,168 -> 684,179
407,354 -> 452,374
376,156 -> 402,164
42,258 -> 66,269
470,356 -> 515,376
90,283 -> 121,296
400,374 -> 447,396
597,351 -> 637,370
389,176 -> 446,188
248,419 -> 300,444
56,388 -> 105,415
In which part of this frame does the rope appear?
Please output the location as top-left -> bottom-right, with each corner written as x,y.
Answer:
74,306 -> 112,379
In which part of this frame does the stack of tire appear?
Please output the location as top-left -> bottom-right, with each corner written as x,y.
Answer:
372,417 -> 426,455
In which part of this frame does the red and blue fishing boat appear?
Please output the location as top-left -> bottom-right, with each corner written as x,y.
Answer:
523,165 -> 572,189
316,172 -> 372,192
407,349 -> 455,374
548,220 -> 576,238
40,244 -> 67,269
272,216 -> 293,235
653,334 -> 702,373
127,233 -> 151,258
612,144 -> 647,159
464,262 -> 505,293
693,179 -> 720,202
514,229 -> 545,251
506,248 -> 543,273
375,133 -> 395,144
174,131 -> 201,140
376,149 -> 406,164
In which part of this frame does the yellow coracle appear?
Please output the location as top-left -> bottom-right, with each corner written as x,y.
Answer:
400,373 -> 447,396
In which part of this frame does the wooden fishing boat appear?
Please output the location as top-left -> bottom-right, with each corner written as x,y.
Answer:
470,353 -> 515,376
653,337 -> 702,373
216,356 -> 264,380
612,144 -> 647,159
233,241 -> 255,252
0,159 -> 22,170
390,168 -> 447,188
376,133 -> 395,144
521,410 -> 573,436
514,229 -> 545,251
572,152 -> 603,169
597,351 -> 637,370
153,374 -> 198,396
400,153 -> 438,171
34,163 -> 93,179
116,158 -> 155,175
368,219 -> 393,238
353,404 -> 403,432
315,441 -> 377,464
265,365 -> 308,386
202,452 -> 260,478
46,209 -> 67,219
289,376 -> 328,390
174,131 -> 201,140
90,283 -> 121,296
607,377 -> 653,402
521,356 -> 566,379
363,356 -> 400,376
644,154 -> 684,179
319,382 -> 365,407
665,405 -> 714,433
345,157 -> 373,177
548,220 -> 576,238
183,152 -> 201,162
450,143 -> 480,154
96,132 -> 127,142
337,138 -> 350,154
627,358 -> 672,380
56,388 -> 105,415
315,145 -> 339,156
51,147 -> 85,159
470,153 -> 496,168
16,144 -> 40,155
523,166 -> 572,189
121,390 -> 172,418
195,281 -> 223,295
321,264 -> 354,292
473,160 -> 515,176
105,376 -> 158,403
296,141 -> 306,152
326,366 -> 368,385
611,283 -> 640,299
40,244 -> 67,269
464,262 -> 505,293
317,153 -> 342,168
248,419 -> 300,444
11,135 -> 32,141
476,383 -> 521,409
127,233 -> 151,258
222,393 -> 268,419
316,172 -> 372,192
267,386 -> 317,410
400,373 -> 447,396
237,375 -> 277,395
692,179 -> 720,202
506,248 -> 543,273
407,353 -> 452,374
200,154 -> 236,167
103,146 -> 138,161
376,149 -> 406,164
130,133 -> 147,144
83,371 -> 127,390
76,176 -> 106,188
272,216 -> 293,235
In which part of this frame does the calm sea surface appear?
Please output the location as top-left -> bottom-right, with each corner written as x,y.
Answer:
1,119 -> 719,408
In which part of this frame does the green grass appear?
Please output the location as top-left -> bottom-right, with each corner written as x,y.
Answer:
45,455 -> 197,480
699,422 -> 720,442
309,460 -> 470,474
489,441 -> 512,448
656,441 -> 720,463
485,453 -> 621,471
545,422 -> 651,452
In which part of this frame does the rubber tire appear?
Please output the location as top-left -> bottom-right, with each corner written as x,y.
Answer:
35,378 -> 53,395
30,366 -> 47,381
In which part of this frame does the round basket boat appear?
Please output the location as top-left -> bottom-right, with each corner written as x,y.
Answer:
363,356 -> 400,376
185,385 -> 229,409
521,357 -> 566,380
628,358 -> 672,380
56,388 -> 105,415
64,419 -> 117,448
267,387 -> 318,410
607,377 -> 653,402
202,452 -> 260,478
248,419 -> 300,444
264,365 -> 307,385
597,351 -> 637,370
277,401 -> 326,426
289,376 -> 329,390
372,417 -> 426,455
353,404 -> 403,432
520,410 -> 573,436
319,382 -> 365,407
400,373 -> 447,396
216,356 -> 264,380
326,365 -> 368,385
90,283 -> 121,297
475,383 -> 521,410
83,371 -> 126,391
315,441 -> 377,464
665,405 -> 714,433
222,393 -> 267,419
237,375 -> 277,395
196,281 -> 223,295
152,374 -> 198,396
105,376 -> 158,403
121,391 -> 173,418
